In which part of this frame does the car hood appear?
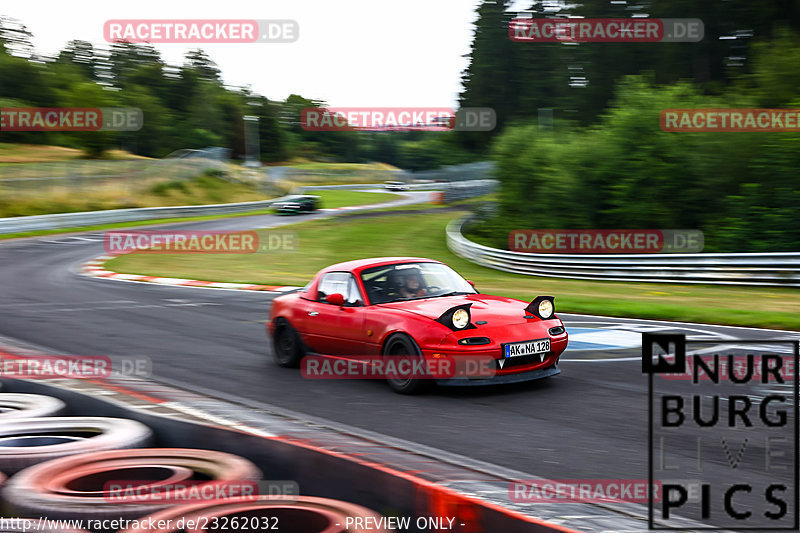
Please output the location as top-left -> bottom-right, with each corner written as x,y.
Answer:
377,293 -> 537,324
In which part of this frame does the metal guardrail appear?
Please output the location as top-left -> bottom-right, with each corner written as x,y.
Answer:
447,216 -> 800,287
441,179 -> 497,203
0,178 -> 497,236
271,161 -> 496,187
0,198 -> 283,235
296,179 -> 498,201
402,161 -> 495,182
264,166 -> 403,186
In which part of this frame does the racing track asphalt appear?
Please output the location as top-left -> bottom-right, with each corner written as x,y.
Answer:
1,192 -> 798,528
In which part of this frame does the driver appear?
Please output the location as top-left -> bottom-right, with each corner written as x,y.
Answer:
395,267 -> 426,299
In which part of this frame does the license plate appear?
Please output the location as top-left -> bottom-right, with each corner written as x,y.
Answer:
504,338 -> 551,359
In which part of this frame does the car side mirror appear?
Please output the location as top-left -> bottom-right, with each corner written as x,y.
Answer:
326,293 -> 345,306
466,280 -> 476,288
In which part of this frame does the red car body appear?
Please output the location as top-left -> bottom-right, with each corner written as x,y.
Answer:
267,257 -> 568,391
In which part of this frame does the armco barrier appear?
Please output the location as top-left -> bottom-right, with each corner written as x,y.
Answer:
447,217 -> 800,287
406,161 -> 496,182
298,179 -> 498,202
0,198 -> 285,236
0,180 -> 499,236
0,379 -> 579,533
442,180 -> 497,203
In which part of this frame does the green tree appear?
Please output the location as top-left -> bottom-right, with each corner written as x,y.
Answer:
56,40 -> 97,80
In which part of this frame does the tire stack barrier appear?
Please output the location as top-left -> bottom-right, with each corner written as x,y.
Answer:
0,386 -> 395,533
0,392 -> 69,517
0,377 -> 572,532
0,390 -> 146,531
0,394 -> 66,419
0,418 -> 153,474
117,496 -> 389,533
2,448 -> 262,523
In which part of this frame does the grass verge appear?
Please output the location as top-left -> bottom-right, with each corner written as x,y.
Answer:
0,172 -> 271,218
106,210 -> 800,331
0,189 -> 404,240
305,190 -> 400,208
0,143 -> 148,163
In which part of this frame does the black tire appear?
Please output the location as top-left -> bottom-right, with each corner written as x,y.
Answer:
382,334 -> 431,394
272,319 -> 305,368
0,394 -> 66,419
0,417 -> 153,474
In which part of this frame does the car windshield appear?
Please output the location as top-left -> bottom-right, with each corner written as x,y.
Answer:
360,262 -> 476,304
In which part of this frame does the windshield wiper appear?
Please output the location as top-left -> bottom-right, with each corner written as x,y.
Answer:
435,291 -> 470,297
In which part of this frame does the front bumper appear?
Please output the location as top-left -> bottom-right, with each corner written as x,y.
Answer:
422,318 -> 569,385
436,363 -> 561,386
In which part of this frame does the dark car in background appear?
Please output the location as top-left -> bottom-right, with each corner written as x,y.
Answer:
273,195 -> 320,215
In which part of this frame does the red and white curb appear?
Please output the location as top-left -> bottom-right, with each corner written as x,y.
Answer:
79,254 -> 300,293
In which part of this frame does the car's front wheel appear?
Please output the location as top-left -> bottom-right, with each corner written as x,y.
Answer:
273,319 -> 305,367
383,333 -> 431,394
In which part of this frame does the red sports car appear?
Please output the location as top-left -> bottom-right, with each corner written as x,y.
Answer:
267,257 -> 568,393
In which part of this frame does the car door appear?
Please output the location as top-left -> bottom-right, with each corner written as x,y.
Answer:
300,272 -> 368,355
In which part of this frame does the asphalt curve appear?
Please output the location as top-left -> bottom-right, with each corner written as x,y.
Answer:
1,198 -> 798,528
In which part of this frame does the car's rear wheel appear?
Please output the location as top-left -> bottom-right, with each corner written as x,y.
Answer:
383,334 -> 431,394
273,319 -> 305,368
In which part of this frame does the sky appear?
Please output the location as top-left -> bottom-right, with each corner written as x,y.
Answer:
1,0 -> 482,107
